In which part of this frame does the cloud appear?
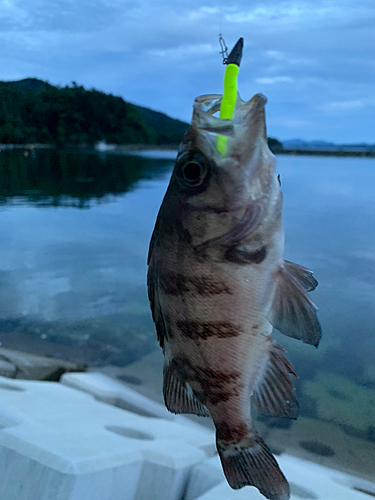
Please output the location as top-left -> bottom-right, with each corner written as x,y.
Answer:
226,3 -> 338,24
265,50 -> 316,66
268,117 -> 313,129
0,0 -> 374,142
255,76 -> 294,85
225,0 -> 374,26
148,43 -> 214,60
320,100 -> 365,113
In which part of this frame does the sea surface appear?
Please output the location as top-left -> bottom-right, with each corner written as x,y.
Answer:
0,148 -> 374,460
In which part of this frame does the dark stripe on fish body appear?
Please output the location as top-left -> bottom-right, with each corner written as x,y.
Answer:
199,368 -> 241,384
160,273 -> 190,295
195,385 -> 241,406
176,321 -> 240,339
206,391 -> 233,405
225,246 -> 267,264
160,273 -> 232,296
194,372 -> 241,406
216,422 -> 248,442
170,357 -> 240,386
189,276 -> 232,296
169,358 -> 241,406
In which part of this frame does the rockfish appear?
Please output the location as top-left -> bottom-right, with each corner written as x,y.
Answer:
147,91 -> 321,500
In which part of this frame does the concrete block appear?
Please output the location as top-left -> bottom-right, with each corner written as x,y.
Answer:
184,456 -> 225,500
186,453 -> 374,500
0,376 -> 213,500
61,372 -> 216,438
61,371 -> 173,420
1,373 -> 372,500
278,454 -> 373,500
194,483 -> 262,499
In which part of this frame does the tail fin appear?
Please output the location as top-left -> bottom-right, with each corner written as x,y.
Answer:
216,430 -> 290,500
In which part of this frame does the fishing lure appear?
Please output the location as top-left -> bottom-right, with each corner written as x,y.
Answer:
217,37 -> 244,155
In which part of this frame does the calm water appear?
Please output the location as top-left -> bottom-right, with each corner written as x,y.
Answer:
0,148 -> 374,448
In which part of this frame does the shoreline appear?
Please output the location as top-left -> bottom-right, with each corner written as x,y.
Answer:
1,143 -> 374,157
278,148 -> 375,158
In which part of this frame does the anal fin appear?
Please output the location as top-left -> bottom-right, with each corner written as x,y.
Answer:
163,362 -> 209,417
269,265 -> 322,347
252,342 -> 299,419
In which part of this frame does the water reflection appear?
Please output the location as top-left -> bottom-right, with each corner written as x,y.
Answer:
0,148 -> 174,366
0,148 -> 173,208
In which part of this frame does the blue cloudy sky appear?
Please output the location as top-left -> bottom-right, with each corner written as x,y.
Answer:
1,0 -> 374,143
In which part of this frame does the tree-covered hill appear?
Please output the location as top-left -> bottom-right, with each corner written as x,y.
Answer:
0,79 -> 189,146
0,78 -> 283,151
137,105 -> 189,146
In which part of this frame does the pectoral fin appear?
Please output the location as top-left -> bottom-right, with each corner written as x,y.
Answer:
252,342 -> 299,419
269,265 -> 322,347
163,362 -> 209,417
284,260 -> 318,292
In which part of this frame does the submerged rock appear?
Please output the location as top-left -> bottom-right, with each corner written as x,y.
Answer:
0,359 -> 17,378
0,347 -> 86,381
299,440 -> 335,457
303,372 -> 375,440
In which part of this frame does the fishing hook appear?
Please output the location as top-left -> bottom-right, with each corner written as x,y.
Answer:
219,33 -> 229,65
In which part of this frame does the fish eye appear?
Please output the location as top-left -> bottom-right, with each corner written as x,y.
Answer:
176,152 -> 209,190
182,161 -> 203,184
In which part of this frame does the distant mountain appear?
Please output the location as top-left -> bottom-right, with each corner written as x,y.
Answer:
283,139 -> 337,148
283,138 -> 375,150
0,78 -> 189,146
2,77 -> 48,94
0,78 -> 285,151
137,105 -> 189,146
283,139 -> 308,147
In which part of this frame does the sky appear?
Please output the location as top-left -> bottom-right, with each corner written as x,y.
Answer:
1,0 -> 374,143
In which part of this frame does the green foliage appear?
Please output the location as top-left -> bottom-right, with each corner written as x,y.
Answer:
0,78 -> 282,148
0,79 -> 174,146
138,105 -> 188,145
268,137 -> 284,153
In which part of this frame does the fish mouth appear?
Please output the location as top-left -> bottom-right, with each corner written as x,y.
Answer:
188,93 -> 273,252
191,92 -> 268,158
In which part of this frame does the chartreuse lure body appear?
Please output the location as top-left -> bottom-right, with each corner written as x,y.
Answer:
217,38 -> 244,155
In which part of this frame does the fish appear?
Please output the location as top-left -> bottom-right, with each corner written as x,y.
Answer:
147,91 -> 321,500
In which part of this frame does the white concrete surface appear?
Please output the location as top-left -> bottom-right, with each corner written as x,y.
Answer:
0,376 -> 213,500
185,454 -> 374,500
61,371 -> 174,420
0,372 -> 373,500
61,371 -> 214,433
